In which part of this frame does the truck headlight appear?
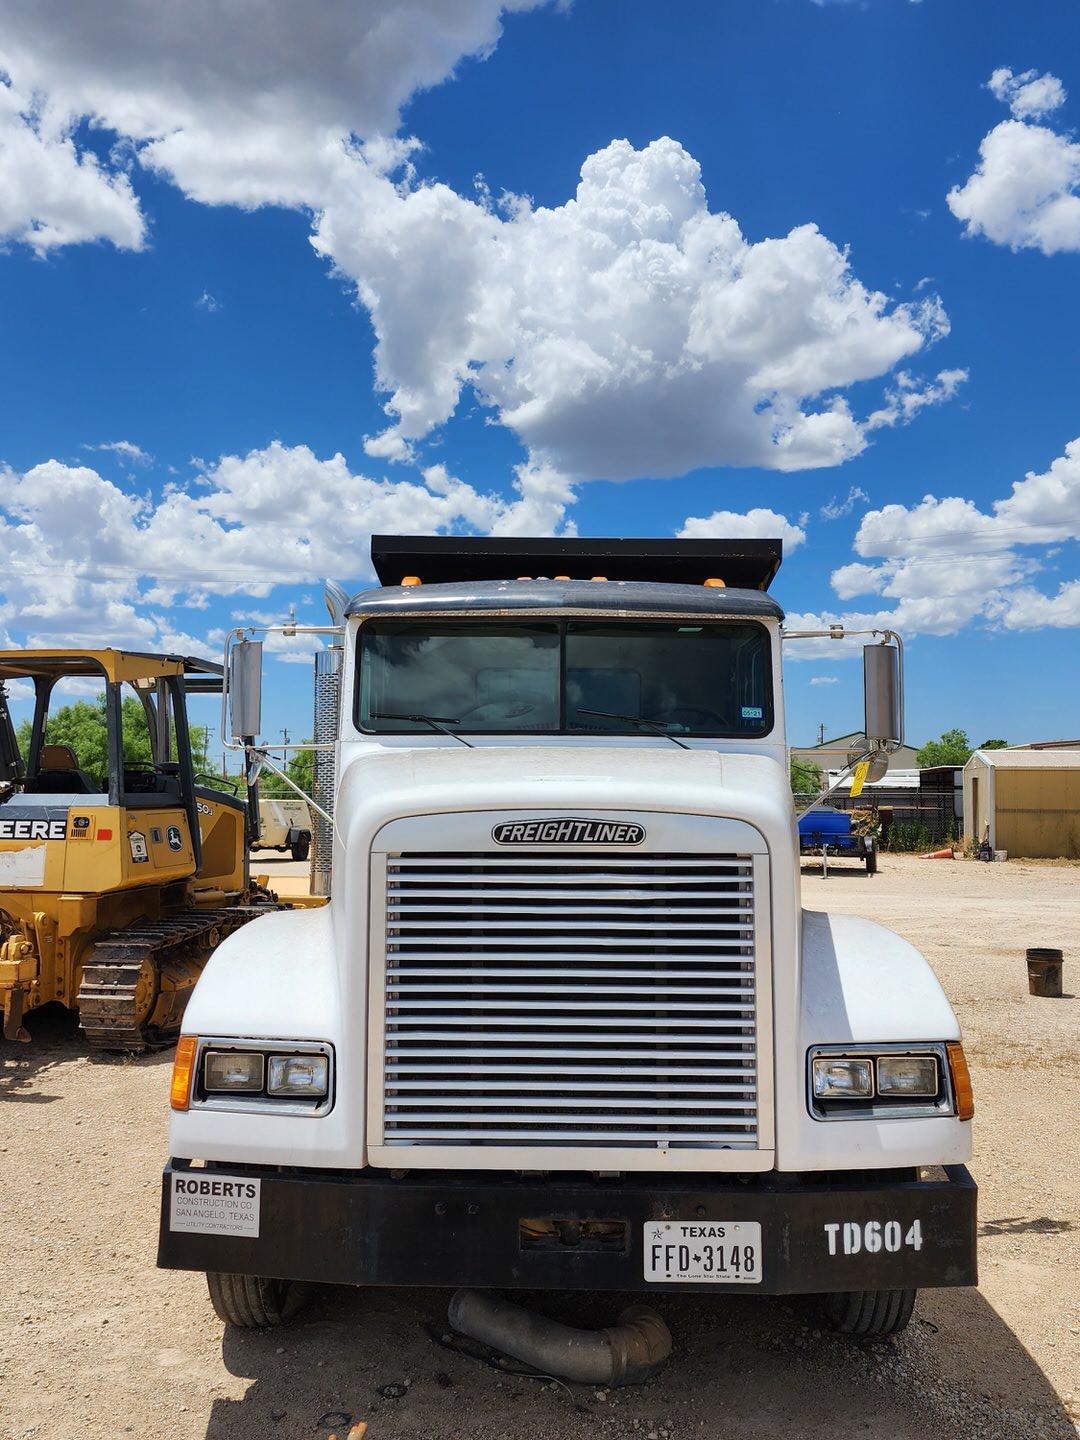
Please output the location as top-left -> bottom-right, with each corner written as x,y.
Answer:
876,1054 -> 938,1097
204,1049 -> 264,1093
812,1056 -> 874,1100
187,1038 -> 334,1114
267,1053 -> 329,1097
808,1043 -> 960,1119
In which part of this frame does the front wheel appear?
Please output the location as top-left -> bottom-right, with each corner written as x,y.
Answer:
820,1288 -> 915,1338
206,1272 -> 309,1327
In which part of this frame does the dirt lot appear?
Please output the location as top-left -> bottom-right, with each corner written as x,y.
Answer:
2,854 -> 1077,1440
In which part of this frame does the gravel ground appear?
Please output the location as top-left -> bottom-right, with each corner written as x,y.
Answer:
1,853 -> 1077,1440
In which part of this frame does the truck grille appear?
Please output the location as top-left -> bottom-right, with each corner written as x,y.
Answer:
381,850 -> 759,1149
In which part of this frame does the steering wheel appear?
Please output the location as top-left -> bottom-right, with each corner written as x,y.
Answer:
195,771 -> 241,795
123,762 -> 160,793
456,701 -> 539,722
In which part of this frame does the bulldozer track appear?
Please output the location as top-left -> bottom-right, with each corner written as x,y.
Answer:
76,904 -> 280,1053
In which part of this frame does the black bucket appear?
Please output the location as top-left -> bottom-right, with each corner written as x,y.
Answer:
1026,948 -> 1064,998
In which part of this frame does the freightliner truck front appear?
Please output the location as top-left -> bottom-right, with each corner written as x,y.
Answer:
158,535 -> 976,1341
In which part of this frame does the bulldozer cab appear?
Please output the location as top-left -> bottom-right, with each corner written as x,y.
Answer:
0,650 -> 246,897
1,650 -> 254,1047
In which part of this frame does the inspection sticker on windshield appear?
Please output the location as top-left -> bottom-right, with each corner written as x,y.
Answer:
170,1174 -> 261,1237
741,706 -> 763,720
644,1220 -> 761,1284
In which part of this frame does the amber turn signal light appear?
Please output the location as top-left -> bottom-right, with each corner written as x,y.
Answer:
170,1035 -> 198,1111
946,1042 -> 974,1120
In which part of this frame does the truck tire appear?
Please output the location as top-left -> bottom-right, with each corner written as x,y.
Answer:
206,1272 -> 309,1327
290,835 -> 311,862
820,1288 -> 915,1338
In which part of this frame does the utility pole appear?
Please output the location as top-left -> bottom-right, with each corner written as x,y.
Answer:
817,722 -> 826,747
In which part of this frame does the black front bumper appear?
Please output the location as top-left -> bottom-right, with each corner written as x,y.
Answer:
158,1162 -> 976,1295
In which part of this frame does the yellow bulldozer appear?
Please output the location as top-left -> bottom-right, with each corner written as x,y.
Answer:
0,648 -> 278,1051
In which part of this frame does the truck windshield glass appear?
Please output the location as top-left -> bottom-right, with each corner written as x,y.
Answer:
357,620 -> 772,737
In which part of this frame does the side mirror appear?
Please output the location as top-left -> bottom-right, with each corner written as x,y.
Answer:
863,642 -> 902,750
228,639 -> 263,740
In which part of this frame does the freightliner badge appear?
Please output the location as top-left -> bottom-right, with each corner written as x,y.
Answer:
492,818 -> 646,845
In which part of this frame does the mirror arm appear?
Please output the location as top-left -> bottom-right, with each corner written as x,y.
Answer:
244,747 -> 334,827
221,623 -> 343,751
781,625 -> 904,752
794,752 -> 868,821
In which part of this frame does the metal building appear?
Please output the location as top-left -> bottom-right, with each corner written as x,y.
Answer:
963,748 -> 1080,859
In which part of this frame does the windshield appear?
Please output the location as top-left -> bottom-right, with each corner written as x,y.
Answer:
356,620 -> 772,737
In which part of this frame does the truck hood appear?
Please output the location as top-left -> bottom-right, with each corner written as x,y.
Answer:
335,744 -> 795,857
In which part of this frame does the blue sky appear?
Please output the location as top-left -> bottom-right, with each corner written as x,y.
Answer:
1,0 -> 1078,754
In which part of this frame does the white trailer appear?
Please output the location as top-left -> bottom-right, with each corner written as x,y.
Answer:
251,796 -> 311,861
159,536 -> 975,1341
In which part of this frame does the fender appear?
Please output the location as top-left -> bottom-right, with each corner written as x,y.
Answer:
774,911 -> 972,1172
183,907 -> 339,1040
800,911 -> 960,1044
169,905 -> 366,1169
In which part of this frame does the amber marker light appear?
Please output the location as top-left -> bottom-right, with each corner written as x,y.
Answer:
704,577 -> 726,588
401,575 -> 421,587
170,1035 -> 198,1111
946,1042 -> 974,1120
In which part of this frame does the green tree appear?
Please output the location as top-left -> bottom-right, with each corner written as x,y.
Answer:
15,693 -> 215,786
790,755 -> 823,797
17,695 -> 112,784
916,728 -> 974,768
978,738 -> 1009,750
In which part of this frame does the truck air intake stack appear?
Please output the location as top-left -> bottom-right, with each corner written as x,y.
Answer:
310,646 -> 342,896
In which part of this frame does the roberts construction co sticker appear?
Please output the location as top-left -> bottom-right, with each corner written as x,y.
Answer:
170,1174 -> 261,1237
492,818 -> 646,845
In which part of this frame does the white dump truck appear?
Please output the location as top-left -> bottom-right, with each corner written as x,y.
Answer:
251,797 -> 312,862
159,536 -> 975,1345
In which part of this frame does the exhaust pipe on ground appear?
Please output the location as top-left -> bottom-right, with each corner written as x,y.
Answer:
447,1288 -> 673,1386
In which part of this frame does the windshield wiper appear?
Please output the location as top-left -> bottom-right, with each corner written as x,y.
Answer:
372,711 -> 474,748
574,707 -> 690,750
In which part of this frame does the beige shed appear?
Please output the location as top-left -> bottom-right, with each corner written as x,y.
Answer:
963,748 -> 1080,859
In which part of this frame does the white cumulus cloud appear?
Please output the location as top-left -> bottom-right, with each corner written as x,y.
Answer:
820,485 -> 869,521
816,436 -> 1080,638
948,69 -> 1080,255
0,77 -> 145,253
0,441 -> 573,654
318,136 -> 956,482
988,67 -> 1066,121
0,1 -> 549,246
83,439 -> 151,465
0,6 -> 960,490
678,506 -> 806,551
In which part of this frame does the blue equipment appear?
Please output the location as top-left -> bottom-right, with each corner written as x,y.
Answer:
798,807 -> 878,874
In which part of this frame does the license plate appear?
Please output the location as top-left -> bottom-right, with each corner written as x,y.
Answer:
643,1220 -> 762,1284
